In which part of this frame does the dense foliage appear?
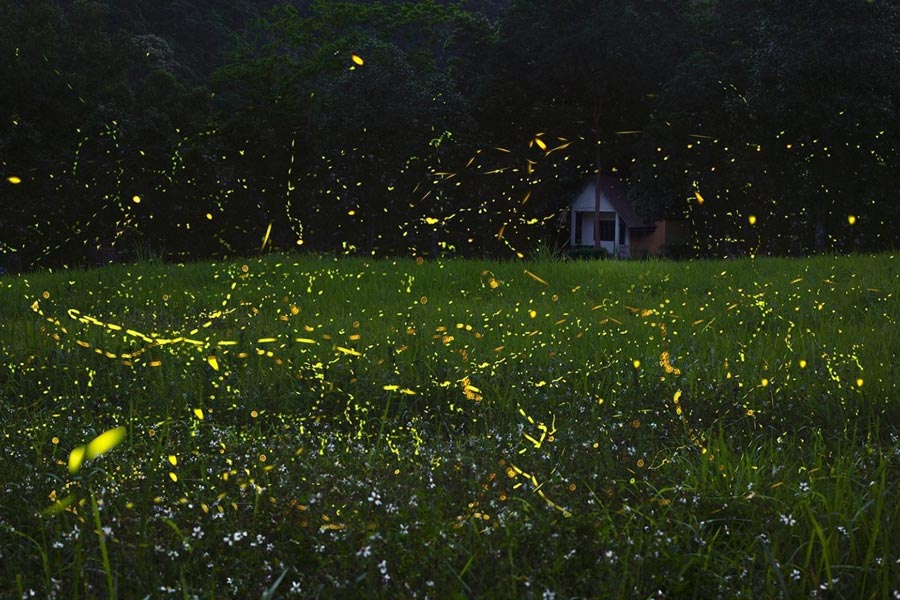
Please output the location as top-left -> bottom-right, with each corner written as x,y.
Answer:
2,0 -> 898,269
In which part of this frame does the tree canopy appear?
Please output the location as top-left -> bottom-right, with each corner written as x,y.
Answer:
1,0 -> 897,270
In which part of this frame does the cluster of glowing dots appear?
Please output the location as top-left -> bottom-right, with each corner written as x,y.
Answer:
9,37 -> 895,273
9,51 -> 885,524
25,254 -> 879,526
33,260 -> 863,513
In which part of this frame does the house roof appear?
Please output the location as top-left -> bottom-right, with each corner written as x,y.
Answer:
573,176 -> 654,230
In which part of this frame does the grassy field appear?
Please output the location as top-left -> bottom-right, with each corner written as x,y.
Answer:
1,253 -> 898,599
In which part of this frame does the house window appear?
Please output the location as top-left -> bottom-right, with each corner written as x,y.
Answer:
619,218 -> 627,245
598,220 -> 615,242
574,213 -> 583,245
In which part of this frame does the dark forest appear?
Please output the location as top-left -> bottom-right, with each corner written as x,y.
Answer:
2,0 -> 898,270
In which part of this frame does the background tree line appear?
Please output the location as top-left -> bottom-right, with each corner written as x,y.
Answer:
1,0 -> 897,270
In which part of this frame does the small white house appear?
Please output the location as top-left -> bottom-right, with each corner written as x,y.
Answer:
569,176 -> 652,257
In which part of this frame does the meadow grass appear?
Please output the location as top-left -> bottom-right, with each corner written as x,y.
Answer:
0,253 -> 897,598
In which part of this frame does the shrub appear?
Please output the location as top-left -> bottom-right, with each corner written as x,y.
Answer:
660,239 -> 693,260
567,245 -> 610,260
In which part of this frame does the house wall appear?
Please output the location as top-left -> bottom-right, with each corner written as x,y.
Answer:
572,211 -> 631,255
631,219 -> 690,256
573,210 -> 615,246
571,185 -> 615,213
580,214 -> 594,246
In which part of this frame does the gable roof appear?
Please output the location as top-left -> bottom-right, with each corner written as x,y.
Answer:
572,176 -> 654,231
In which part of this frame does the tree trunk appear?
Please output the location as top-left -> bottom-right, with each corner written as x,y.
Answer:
593,105 -> 603,249
593,152 -> 602,249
